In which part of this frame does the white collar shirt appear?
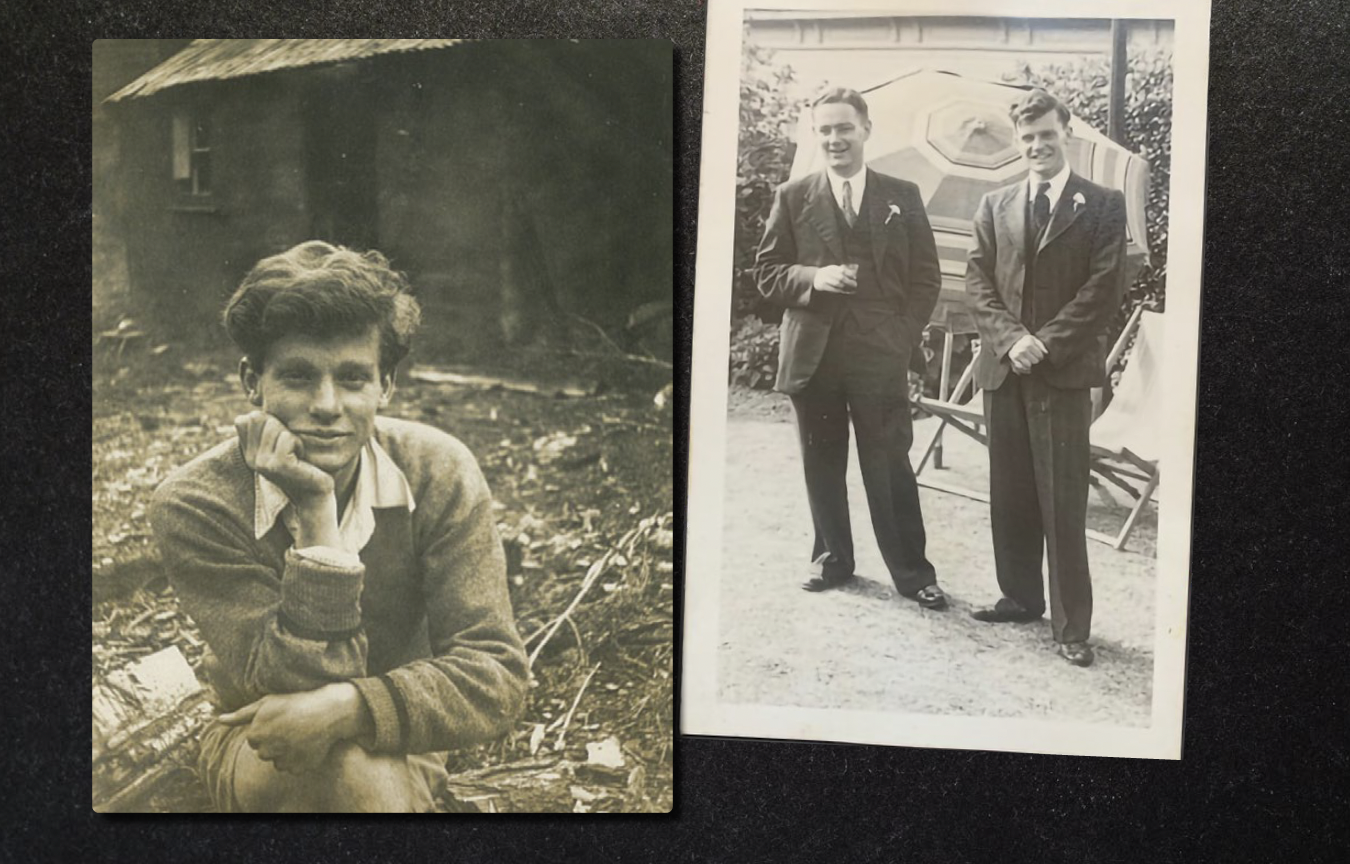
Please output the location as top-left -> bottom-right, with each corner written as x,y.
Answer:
254,436 -> 416,565
1028,163 -> 1072,215
826,165 -> 868,215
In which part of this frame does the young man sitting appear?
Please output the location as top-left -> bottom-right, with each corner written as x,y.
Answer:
150,241 -> 528,812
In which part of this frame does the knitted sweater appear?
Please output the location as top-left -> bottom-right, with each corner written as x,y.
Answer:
149,416 -> 528,755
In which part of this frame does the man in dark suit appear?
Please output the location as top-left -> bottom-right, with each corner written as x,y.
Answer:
755,87 -> 947,610
965,89 -> 1129,667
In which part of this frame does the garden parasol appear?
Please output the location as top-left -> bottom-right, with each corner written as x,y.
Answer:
790,69 -> 1151,332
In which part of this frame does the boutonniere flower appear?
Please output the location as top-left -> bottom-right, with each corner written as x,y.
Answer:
885,203 -> 903,225
1072,192 -> 1086,212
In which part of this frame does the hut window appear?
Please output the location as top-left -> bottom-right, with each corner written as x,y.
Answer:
172,112 -> 212,197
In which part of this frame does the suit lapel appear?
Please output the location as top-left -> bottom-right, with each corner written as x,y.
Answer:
1038,171 -> 1087,253
1001,180 -> 1029,260
994,183 -> 1029,320
803,171 -> 844,263
865,169 -> 890,275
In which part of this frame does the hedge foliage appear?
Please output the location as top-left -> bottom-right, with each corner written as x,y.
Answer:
734,32 -> 810,321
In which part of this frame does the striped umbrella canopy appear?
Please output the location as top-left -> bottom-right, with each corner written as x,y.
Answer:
790,70 -> 1151,331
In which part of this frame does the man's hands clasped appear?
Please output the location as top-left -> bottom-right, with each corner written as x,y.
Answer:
1008,334 -> 1048,375
220,683 -> 371,775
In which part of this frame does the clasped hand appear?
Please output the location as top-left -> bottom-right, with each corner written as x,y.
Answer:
812,265 -> 858,294
235,410 -> 334,501
1008,334 -> 1048,375
219,684 -> 362,775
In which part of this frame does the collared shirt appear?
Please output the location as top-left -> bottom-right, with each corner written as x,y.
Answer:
254,437 -> 417,567
826,164 -> 868,216
1028,163 -> 1072,216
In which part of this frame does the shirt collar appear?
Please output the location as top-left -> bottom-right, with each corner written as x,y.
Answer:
1029,163 -> 1072,209
826,165 -> 868,211
253,436 -> 416,553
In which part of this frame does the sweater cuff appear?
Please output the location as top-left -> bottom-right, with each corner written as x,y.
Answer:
350,674 -> 407,753
280,548 -> 364,637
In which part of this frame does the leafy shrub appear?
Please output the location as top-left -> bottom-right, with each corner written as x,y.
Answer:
734,31 -> 811,320
728,316 -> 780,390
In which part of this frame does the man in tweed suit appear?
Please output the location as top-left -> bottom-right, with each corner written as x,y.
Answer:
755,87 -> 947,611
965,89 -> 1129,667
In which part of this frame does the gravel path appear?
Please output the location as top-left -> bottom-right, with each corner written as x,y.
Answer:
716,399 -> 1158,727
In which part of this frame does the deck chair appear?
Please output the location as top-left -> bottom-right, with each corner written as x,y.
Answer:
915,307 -> 1163,551
1085,309 -> 1162,550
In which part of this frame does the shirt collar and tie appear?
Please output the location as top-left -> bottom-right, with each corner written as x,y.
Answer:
1028,163 -> 1072,231
826,166 -> 868,228
254,436 -> 417,559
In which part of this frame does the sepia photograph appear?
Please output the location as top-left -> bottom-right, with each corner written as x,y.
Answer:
684,0 -> 1209,757
91,39 -> 673,812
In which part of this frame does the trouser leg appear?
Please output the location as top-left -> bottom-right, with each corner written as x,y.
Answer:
984,374 -> 1048,615
848,388 -> 936,596
790,387 -> 855,581
1025,378 -> 1093,643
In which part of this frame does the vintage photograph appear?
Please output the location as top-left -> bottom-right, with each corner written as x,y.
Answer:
684,0 -> 1209,757
92,39 -> 673,812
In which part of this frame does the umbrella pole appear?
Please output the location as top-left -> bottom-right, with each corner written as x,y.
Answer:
934,329 -> 955,469
1109,19 -> 1129,145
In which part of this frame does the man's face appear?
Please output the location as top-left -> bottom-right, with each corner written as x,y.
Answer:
1016,111 -> 1071,178
242,326 -> 392,480
814,102 -> 870,176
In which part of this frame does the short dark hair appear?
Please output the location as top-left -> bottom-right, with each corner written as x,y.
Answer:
812,87 -> 870,124
1009,88 -> 1071,128
223,241 -> 422,375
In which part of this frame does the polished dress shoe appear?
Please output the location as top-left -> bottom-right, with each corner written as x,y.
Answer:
911,584 -> 949,610
970,597 -> 1044,623
801,575 -> 855,593
1057,641 -> 1095,667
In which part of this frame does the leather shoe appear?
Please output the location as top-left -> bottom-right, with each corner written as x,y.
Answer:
911,585 -> 948,610
1058,642 -> 1094,667
971,597 -> 1044,623
801,575 -> 854,593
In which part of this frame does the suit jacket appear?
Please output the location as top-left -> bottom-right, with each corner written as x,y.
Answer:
966,171 -> 1128,391
754,168 -> 942,395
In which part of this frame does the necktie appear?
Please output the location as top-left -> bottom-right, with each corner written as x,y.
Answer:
842,180 -> 857,228
1034,181 -> 1051,233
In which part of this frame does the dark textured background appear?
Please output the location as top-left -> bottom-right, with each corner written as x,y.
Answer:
2,1 -> 1347,860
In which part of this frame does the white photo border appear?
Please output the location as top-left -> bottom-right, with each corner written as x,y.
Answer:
682,0 -> 1210,759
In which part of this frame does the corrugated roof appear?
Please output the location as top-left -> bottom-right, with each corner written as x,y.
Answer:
106,39 -> 466,102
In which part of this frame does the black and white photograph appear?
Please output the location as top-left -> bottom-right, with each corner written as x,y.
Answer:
683,0 -> 1209,757
91,39 -> 673,812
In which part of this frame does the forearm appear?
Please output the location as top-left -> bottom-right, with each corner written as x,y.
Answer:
328,681 -> 376,744
151,492 -> 370,705
905,195 -> 942,340
756,262 -> 819,308
965,198 -> 1028,357
353,635 -> 528,754
292,493 -> 341,549
754,186 -> 820,309
354,486 -> 528,754
967,261 -> 1028,358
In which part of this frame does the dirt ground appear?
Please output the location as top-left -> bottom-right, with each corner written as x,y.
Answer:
92,336 -> 672,813
717,387 -> 1158,727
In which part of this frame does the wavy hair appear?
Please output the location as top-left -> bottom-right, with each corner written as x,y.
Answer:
223,241 -> 422,375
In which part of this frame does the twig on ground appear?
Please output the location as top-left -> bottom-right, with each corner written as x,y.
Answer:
554,662 -> 601,751
527,525 -> 642,670
565,615 -> 588,669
